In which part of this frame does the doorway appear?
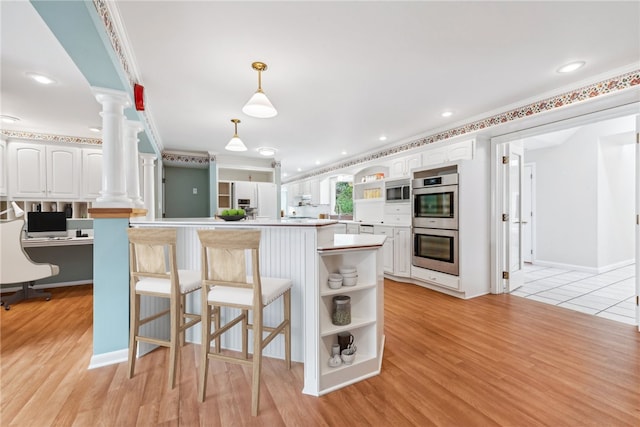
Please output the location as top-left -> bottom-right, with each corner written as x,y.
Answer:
493,111 -> 639,328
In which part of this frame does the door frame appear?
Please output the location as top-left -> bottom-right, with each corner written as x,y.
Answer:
523,163 -> 535,264
490,103 -> 639,299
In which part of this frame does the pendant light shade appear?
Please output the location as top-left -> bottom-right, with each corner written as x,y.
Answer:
242,62 -> 277,118
225,119 -> 247,152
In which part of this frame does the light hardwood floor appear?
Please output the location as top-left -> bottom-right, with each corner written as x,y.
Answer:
1,281 -> 639,426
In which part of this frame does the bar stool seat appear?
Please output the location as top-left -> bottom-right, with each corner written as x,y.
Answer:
206,276 -> 291,307
135,270 -> 202,294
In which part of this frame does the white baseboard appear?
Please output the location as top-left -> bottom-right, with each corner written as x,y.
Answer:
532,258 -> 634,274
88,348 -> 128,370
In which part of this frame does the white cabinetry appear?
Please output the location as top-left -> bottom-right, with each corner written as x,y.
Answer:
311,238 -> 384,396
383,203 -> 410,226
82,148 -> 103,199
319,178 -> 331,205
389,154 -> 421,178
9,142 -> 80,199
422,139 -> 475,167
0,139 -> 6,196
374,225 -> 394,274
393,227 -> 411,278
374,225 -> 411,278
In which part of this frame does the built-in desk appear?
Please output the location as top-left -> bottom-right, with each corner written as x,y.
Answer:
18,236 -> 94,288
22,236 -> 94,248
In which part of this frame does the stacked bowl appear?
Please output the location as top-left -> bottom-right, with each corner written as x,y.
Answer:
339,266 -> 358,286
328,273 -> 343,289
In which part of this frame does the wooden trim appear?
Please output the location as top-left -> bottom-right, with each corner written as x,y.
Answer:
88,207 -> 147,218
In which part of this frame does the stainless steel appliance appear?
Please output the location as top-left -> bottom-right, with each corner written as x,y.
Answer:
412,172 -> 459,276
237,198 -> 256,219
412,173 -> 458,230
412,227 -> 459,275
385,179 -> 410,203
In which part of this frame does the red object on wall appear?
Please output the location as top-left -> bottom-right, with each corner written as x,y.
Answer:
134,84 -> 145,111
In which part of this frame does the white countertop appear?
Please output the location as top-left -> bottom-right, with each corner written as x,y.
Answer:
130,217 -> 341,227
317,233 -> 386,252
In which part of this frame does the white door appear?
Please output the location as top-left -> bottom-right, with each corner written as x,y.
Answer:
504,141 -> 525,292
523,164 -> 534,263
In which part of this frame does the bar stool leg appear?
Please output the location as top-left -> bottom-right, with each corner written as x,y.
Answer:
128,292 -> 140,379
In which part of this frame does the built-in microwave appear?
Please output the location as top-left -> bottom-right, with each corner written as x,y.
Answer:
385,179 -> 410,203
412,173 -> 458,229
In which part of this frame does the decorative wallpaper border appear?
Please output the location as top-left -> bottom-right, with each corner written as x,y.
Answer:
162,151 -> 210,169
92,0 -> 163,152
0,130 -> 102,146
285,69 -> 640,183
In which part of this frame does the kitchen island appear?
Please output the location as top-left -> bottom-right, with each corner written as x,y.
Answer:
130,217 -> 386,396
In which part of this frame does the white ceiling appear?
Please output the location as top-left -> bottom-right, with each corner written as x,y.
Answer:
1,1 -> 639,179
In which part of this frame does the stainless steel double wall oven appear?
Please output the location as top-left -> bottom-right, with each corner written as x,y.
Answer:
412,172 -> 459,276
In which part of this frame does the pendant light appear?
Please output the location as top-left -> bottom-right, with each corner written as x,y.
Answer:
225,119 -> 247,152
242,61 -> 277,118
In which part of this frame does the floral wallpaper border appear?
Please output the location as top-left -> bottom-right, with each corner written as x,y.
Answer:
286,69 -> 640,182
0,130 -> 102,146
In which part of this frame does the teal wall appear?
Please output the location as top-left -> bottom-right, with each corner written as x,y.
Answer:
164,166 -> 210,218
93,218 -> 129,355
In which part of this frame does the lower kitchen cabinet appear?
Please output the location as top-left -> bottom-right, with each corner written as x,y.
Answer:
374,225 -> 411,278
393,227 -> 411,278
373,226 -> 394,274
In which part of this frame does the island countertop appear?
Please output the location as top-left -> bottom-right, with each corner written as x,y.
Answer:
130,217 -> 340,227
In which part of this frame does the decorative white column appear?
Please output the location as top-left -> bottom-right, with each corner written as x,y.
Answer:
92,87 -> 132,207
124,120 -> 145,208
140,153 -> 157,220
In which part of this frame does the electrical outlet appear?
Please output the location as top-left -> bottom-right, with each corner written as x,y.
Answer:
193,188 -> 198,194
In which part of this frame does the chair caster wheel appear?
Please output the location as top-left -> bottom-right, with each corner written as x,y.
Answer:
46,297 -> 51,301
4,305 -> 10,311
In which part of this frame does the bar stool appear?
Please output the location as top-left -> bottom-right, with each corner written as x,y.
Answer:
197,229 -> 291,416
127,227 -> 201,389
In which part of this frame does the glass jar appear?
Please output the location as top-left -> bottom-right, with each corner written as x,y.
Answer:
332,295 -> 351,326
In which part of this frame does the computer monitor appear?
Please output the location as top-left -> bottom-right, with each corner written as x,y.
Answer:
27,212 -> 68,238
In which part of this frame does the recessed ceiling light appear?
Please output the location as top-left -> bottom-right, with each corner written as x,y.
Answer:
315,160 -> 320,165
297,168 -> 302,172
283,172 -> 288,177
0,115 -> 20,124
557,61 -> 585,73
26,72 -> 56,85
441,111 -> 453,118
89,126 -> 102,133
341,151 -> 347,155
257,147 -> 277,156
379,136 -> 387,141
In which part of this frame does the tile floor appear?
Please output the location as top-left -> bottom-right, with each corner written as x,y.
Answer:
512,263 -> 637,326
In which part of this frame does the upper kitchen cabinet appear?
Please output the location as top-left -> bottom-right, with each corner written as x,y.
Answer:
81,148 -> 102,199
9,142 -> 80,199
422,139 -> 475,167
389,154 -> 421,178
0,139 -> 7,196
308,178 -> 331,205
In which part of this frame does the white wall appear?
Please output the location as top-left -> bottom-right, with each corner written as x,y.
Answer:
525,116 -> 635,271
597,131 -> 636,267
